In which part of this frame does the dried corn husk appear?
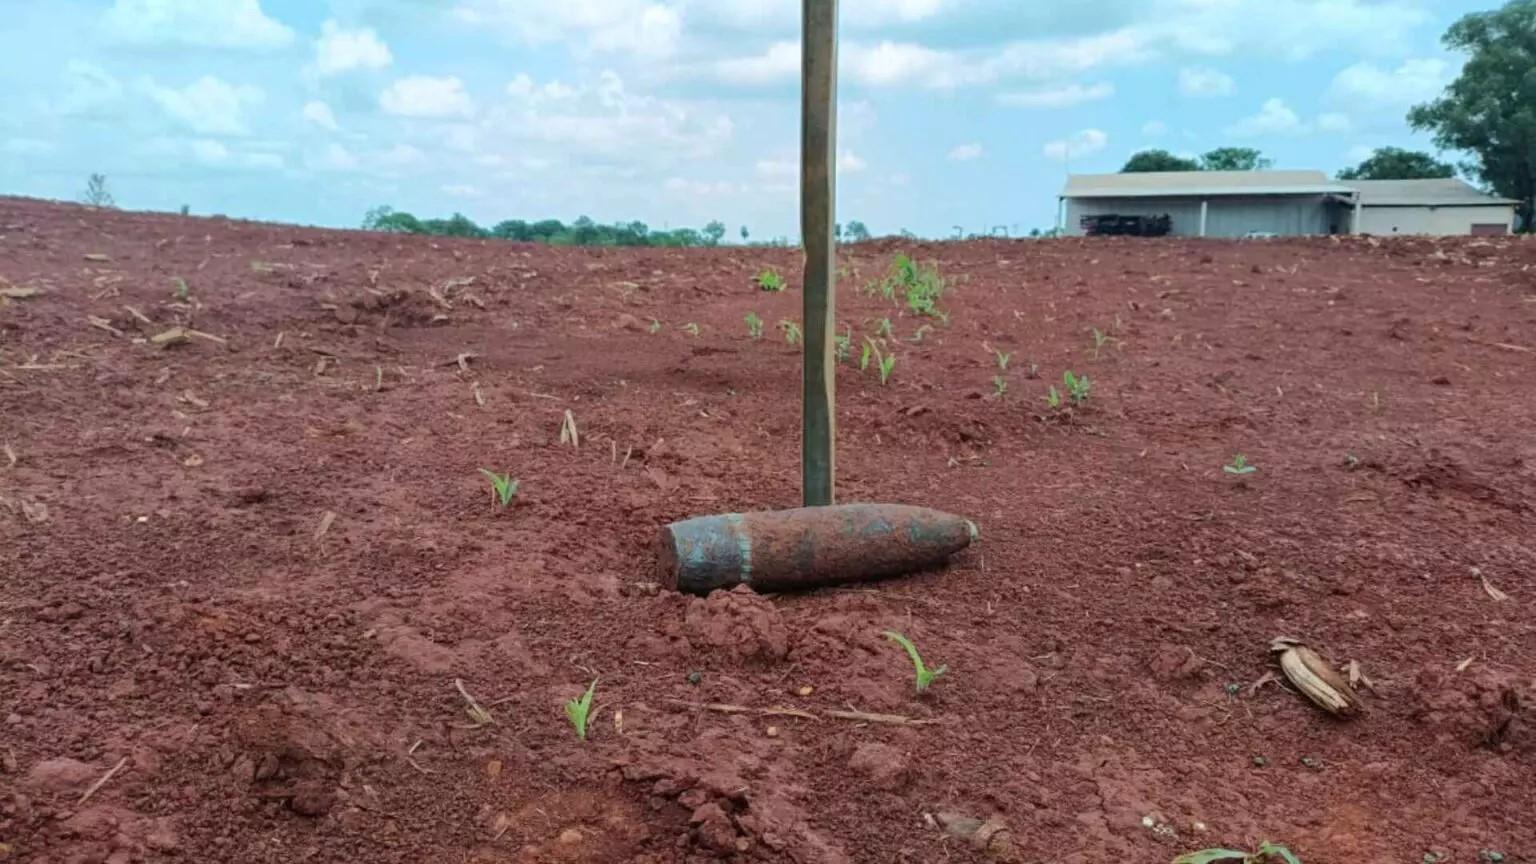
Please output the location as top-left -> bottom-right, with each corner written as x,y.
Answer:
1270,637 -> 1362,718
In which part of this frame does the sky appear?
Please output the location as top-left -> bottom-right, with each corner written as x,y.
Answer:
0,0 -> 1492,239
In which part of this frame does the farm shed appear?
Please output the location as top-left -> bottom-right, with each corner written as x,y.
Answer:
1059,171 -> 1518,237
1343,178 -> 1517,236
1059,170 -> 1356,238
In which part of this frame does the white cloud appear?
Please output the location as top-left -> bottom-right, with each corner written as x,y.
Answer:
838,150 -> 867,174
3,138 -> 54,156
308,141 -> 359,171
302,100 -> 339,131
1141,120 -> 1168,137
997,81 -> 1114,108
948,143 -> 984,161
454,0 -> 682,58
1225,97 -> 1304,137
1328,58 -> 1448,107
1316,112 -> 1351,133
755,158 -> 796,178
442,183 -> 483,198
705,30 -> 1148,90
56,61 -> 123,117
1043,128 -> 1107,162
142,76 -> 265,136
711,40 -> 800,86
380,76 -> 474,118
478,70 -> 732,161
1344,144 -> 1376,163
190,139 -> 229,163
1178,66 -> 1234,97
102,0 -> 293,49
314,20 -> 393,77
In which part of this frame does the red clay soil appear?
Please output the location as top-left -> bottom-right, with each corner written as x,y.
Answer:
2,196 -> 1534,864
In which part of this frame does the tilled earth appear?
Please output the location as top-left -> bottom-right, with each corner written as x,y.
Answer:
2,196 -> 1534,863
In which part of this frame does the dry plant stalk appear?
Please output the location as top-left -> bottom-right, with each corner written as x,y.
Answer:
559,410 -> 579,448
1270,637 -> 1362,717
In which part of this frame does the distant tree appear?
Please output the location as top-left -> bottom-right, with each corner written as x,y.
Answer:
363,205 -> 424,233
702,220 -> 726,246
1409,0 -> 1536,231
1199,147 -> 1272,171
179,204 -> 189,216
739,225 -> 749,242
82,173 -> 115,207
528,219 -> 566,241
844,220 -> 871,243
1337,147 -> 1456,180
420,213 -> 487,238
493,219 -> 531,241
1121,149 -> 1200,172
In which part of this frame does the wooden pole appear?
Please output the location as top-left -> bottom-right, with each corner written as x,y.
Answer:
800,0 -> 838,507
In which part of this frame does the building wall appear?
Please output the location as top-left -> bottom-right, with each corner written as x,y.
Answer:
1064,194 -> 1332,237
1355,205 -> 1514,236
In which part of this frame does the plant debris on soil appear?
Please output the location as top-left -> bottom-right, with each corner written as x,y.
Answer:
2,197 -> 1534,863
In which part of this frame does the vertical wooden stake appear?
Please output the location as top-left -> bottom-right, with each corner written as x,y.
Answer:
800,0 -> 838,507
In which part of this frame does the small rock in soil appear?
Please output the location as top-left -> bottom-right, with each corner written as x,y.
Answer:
690,802 -> 739,852
848,742 -> 912,792
288,780 -> 336,817
26,757 -> 99,793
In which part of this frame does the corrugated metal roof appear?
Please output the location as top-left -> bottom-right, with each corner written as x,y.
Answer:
1062,170 -> 1354,199
1342,178 -> 1518,206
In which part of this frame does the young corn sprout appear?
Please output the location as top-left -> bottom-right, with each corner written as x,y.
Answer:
1172,841 -> 1302,864
745,312 -> 764,339
993,375 -> 1007,397
994,349 -> 1011,370
882,630 -> 947,693
1045,386 -> 1062,409
1223,454 -> 1256,475
834,327 -> 853,362
779,319 -> 802,345
565,678 -> 598,740
878,353 -> 896,385
1063,370 -> 1091,404
1091,327 -> 1111,359
682,322 -> 700,336
860,338 -> 874,371
876,317 -> 894,339
478,469 -> 519,509
171,277 -> 190,301
648,318 -> 662,334
755,268 -> 786,292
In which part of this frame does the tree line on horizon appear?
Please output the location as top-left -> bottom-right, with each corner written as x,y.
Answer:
360,206 -> 879,247
1117,145 -> 1458,182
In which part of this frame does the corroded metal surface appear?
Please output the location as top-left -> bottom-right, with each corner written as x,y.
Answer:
659,504 -> 977,594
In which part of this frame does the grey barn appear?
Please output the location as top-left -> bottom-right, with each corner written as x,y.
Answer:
1059,170 -> 1516,237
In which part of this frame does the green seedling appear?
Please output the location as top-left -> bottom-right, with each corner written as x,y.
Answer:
1045,386 -> 1062,409
1223,454 -> 1256,475
755,267 -> 785,292
478,469 -> 519,509
1091,327 -> 1111,359
882,630 -> 946,693
565,678 -> 598,740
1172,841 -> 1301,864
994,349 -> 1011,371
171,277 -> 190,300
779,319 -> 802,345
1343,453 -> 1361,470
1063,370 -> 1091,404
876,317 -> 894,339
682,322 -> 700,336
860,338 -> 874,371
993,375 -> 1007,397
834,327 -> 853,362
648,318 -> 662,334
745,312 -> 764,339
877,353 -> 896,385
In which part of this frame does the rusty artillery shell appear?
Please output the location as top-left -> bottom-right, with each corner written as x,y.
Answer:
659,503 -> 978,595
